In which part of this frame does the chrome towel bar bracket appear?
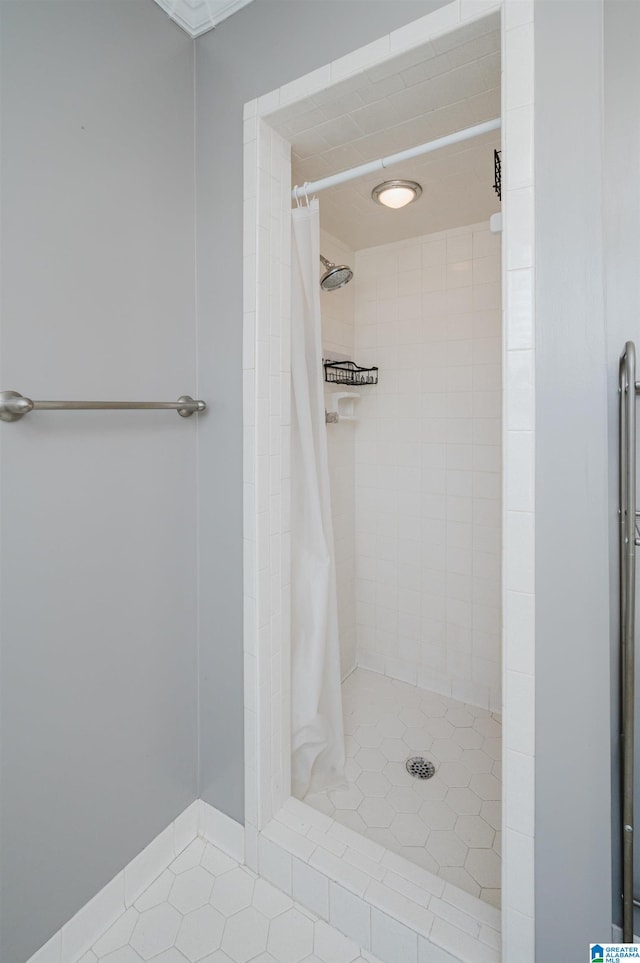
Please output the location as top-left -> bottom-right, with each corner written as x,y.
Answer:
0,390 -> 206,422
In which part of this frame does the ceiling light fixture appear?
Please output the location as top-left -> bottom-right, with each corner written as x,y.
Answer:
371,179 -> 422,209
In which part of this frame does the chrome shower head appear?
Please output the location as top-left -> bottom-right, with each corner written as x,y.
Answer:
320,254 -> 353,291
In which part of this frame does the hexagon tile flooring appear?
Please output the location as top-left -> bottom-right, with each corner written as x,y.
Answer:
303,669 -> 502,908
84,837 -> 382,963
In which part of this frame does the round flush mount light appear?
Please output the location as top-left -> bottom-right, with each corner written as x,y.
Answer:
371,179 -> 422,209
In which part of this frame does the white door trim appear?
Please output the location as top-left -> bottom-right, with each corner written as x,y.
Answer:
242,2 -> 535,958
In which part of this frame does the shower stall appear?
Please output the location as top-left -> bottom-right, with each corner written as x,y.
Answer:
282,11 -> 504,912
243,5 -> 537,955
293,213 -> 503,908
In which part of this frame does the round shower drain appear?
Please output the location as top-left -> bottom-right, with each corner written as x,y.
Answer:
405,756 -> 436,779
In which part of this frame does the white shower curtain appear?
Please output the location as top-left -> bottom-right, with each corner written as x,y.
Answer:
290,200 -> 346,799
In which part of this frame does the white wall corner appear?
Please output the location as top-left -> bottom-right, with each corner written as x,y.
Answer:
199,800 -> 245,862
151,0 -> 254,38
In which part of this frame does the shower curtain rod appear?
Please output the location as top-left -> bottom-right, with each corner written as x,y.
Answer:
291,117 -> 501,202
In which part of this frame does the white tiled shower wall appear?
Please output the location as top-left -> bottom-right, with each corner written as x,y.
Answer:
321,230 -> 357,680
351,224 -> 501,711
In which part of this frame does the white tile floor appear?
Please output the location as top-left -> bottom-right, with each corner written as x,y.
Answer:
83,838 -> 382,963
303,670 -> 501,908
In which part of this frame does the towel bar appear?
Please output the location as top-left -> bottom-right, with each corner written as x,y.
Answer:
0,390 -> 206,422
619,341 -> 637,942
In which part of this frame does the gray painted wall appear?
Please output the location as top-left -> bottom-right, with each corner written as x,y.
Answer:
603,0 -> 640,933
195,0 -> 447,821
2,1 -> 628,957
534,0 -> 613,958
0,3 -> 197,960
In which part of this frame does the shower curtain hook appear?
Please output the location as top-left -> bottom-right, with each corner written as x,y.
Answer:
291,184 -> 314,208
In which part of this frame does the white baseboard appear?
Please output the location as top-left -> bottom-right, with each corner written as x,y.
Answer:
199,799 -> 245,862
25,799 -> 244,963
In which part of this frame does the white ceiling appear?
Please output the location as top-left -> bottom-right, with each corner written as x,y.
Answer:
269,13 -> 501,251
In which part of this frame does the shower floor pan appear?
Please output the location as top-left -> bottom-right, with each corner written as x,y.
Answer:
304,668 -> 501,908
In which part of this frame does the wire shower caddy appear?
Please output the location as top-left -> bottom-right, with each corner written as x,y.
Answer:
323,360 -> 378,386
493,149 -> 502,201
